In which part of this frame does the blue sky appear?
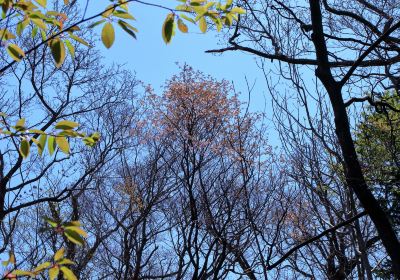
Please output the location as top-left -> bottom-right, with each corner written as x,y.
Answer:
88,1 -> 269,112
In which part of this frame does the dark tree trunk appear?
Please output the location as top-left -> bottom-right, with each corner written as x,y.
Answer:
308,0 -> 400,277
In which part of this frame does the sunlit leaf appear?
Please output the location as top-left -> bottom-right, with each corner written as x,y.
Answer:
101,22 -> 115,49
34,261 -> 51,272
69,33 -> 90,47
64,229 -> 85,245
38,134 -> 47,156
113,10 -> 135,20
231,7 -> 246,14
177,18 -> 188,33
55,136 -> 69,154
19,139 -> 30,158
6,44 -> 25,62
55,120 -> 79,130
63,226 -> 87,238
199,16 -> 207,33
35,0 -> 46,8
49,266 -> 59,280
60,266 -> 77,280
47,135 -> 56,156
54,247 -> 65,262
58,258 -> 74,265
65,39 -> 75,58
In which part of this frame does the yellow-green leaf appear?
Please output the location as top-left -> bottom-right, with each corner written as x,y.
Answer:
162,13 -> 175,44
49,266 -> 60,280
55,120 -> 79,130
177,18 -> 188,33
113,10 -> 135,20
19,139 -> 30,158
35,0 -> 46,8
38,133 -> 47,156
15,118 -> 26,129
101,22 -> 115,49
65,39 -> 75,58
48,135 -> 56,156
199,16 -> 207,33
58,258 -> 74,265
54,247 -> 65,262
230,6 -> 246,14
50,38 -> 66,68
69,33 -> 90,47
117,20 -> 137,40
60,266 -> 77,280
6,44 -> 25,62
12,270 -> 34,277
34,261 -> 51,272
64,229 -> 85,245
55,136 -> 69,154
31,18 -> 47,30
64,226 -> 87,237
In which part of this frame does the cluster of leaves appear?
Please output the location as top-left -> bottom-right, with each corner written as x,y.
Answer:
1,0 -> 245,67
0,114 -> 100,159
1,0 -> 89,67
89,0 -> 137,49
162,0 -> 245,43
355,92 -> 400,279
2,219 -> 87,280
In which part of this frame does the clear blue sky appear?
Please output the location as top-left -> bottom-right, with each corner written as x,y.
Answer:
88,1 -> 269,112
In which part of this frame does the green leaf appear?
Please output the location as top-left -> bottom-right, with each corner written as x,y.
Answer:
55,120 -> 79,130
50,38 -> 66,68
101,22 -> 115,49
38,134 -> 47,156
64,226 -> 87,237
230,7 -> 246,14
64,229 -> 85,245
60,266 -> 77,280
16,18 -> 29,36
45,217 -> 58,227
12,270 -> 34,277
64,39 -> 75,58
19,139 -> 30,158
88,19 -> 106,29
15,118 -> 26,130
31,18 -> 47,30
69,33 -> 90,47
162,13 -> 175,44
6,44 -> 25,62
199,16 -> 207,33
177,18 -> 188,33
117,20 -> 137,39
49,267 -> 60,280
180,14 -> 195,24
54,247 -> 65,261
34,261 -> 51,272
32,26 -> 38,38
47,135 -> 56,156
58,258 -> 74,265
55,136 -> 69,154
113,10 -> 135,20
35,0 -> 46,8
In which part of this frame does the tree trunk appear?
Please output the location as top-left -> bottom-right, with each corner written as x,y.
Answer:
308,0 -> 400,277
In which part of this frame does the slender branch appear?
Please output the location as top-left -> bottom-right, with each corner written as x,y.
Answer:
344,96 -> 400,112
267,211 -> 367,270
340,20 -> 400,86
